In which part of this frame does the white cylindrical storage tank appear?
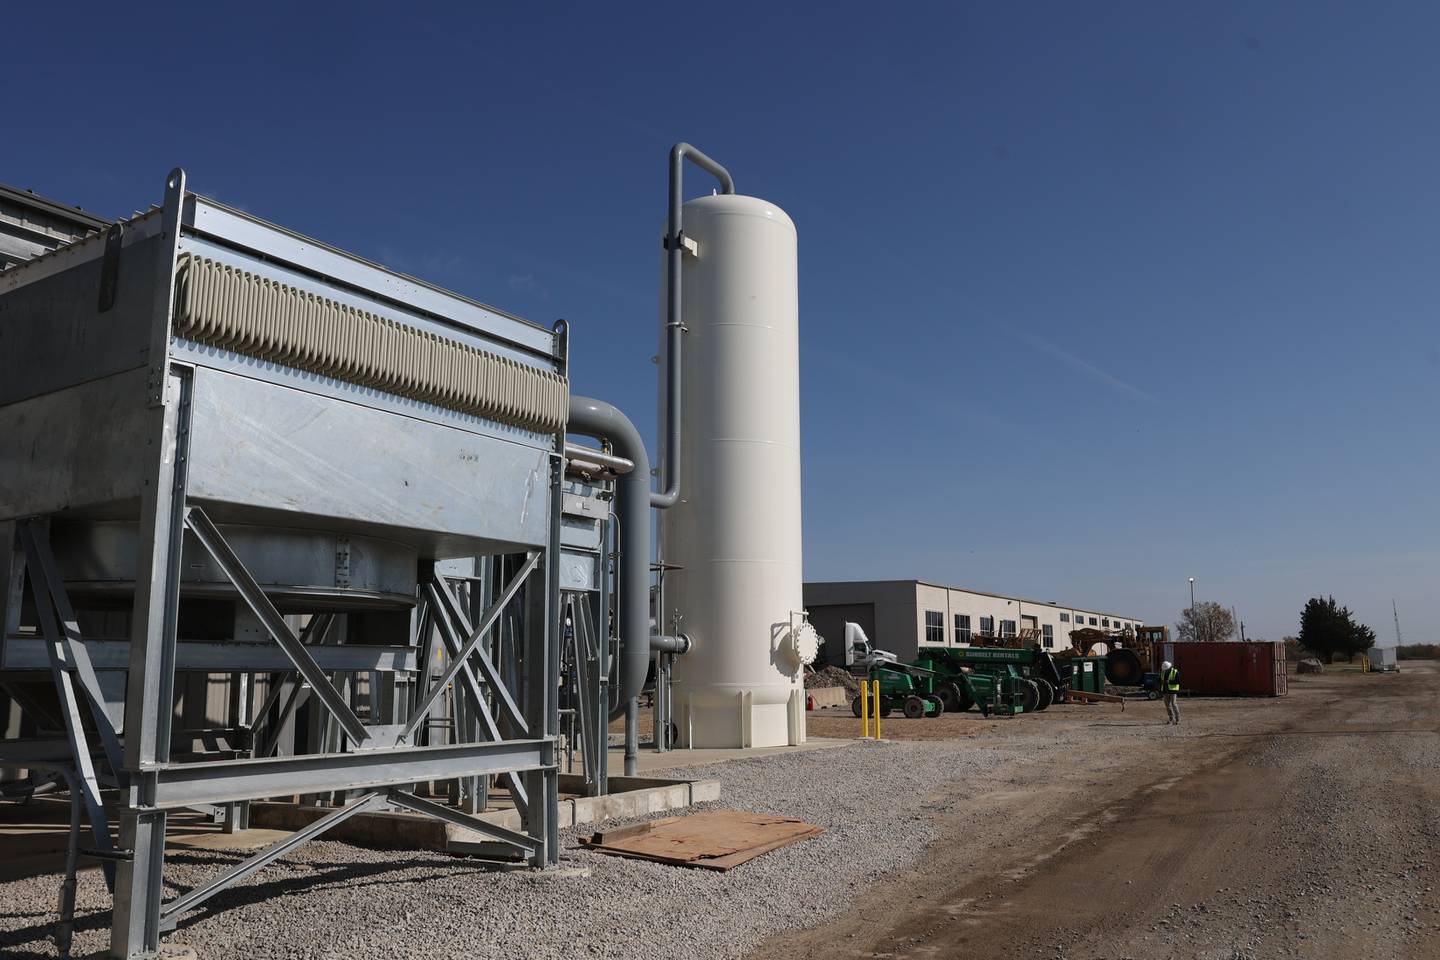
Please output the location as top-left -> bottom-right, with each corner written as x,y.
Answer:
661,193 -> 806,749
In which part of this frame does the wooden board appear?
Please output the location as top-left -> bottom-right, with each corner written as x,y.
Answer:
580,810 -> 824,871
1064,689 -> 1126,710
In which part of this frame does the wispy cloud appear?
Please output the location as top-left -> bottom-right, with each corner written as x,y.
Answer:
1011,329 -> 1154,401
507,272 -> 550,301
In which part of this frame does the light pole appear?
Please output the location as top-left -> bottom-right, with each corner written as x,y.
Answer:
1188,577 -> 1196,641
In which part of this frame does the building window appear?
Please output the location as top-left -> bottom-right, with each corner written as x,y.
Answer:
1000,619 -> 1016,639
1060,612 -> 1070,623
979,616 -> 995,637
924,610 -> 944,644
1102,618 -> 1110,628
954,614 -> 972,644
1088,616 -> 1097,626
1042,624 -> 1054,648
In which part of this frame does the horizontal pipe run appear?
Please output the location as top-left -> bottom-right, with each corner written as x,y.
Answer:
563,443 -> 634,476
650,634 -> 691,655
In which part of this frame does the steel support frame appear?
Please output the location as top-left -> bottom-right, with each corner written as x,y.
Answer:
524,456 -> 562,866
3,170 -> 564,957
111,169 -> 191,959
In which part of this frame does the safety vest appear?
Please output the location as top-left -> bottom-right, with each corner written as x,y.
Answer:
1163,667 -> 1180,692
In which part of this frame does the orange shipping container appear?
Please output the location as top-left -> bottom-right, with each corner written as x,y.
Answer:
1151,640 -> 1287,697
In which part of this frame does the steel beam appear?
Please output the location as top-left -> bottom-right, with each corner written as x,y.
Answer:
113,170 -> 189,960
149,738 -> 547,809
2,638 -> 415,673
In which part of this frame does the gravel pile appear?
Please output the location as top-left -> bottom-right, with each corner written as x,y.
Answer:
0,738 -> 1006,960
803,665 -> 859,692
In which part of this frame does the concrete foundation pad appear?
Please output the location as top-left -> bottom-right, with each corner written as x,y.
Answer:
607,736 -> 852,775
247,773 -> 720,854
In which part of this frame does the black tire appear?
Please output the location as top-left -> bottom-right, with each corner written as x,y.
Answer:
1146,690 -> 1160,701
924,695 -> 944,717
851,695 -> 864,718
1105,648 -> 1144,686
902,696 -> 926,719
879,705 -> 893,718
1017,679 -> 1041,714
1033,679 -> 1054,712
937,682 -> 964,712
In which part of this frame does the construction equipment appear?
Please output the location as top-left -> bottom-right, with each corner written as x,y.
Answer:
843,624 -> 1023,718
847,643 -> 943,719
1060,626 -> 1160,687
914,646 -> 1050,714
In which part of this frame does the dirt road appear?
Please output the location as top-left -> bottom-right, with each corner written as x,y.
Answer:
755,662 -> 1440,960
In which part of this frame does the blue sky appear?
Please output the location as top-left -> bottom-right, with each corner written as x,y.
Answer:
7,2 -> 1437,642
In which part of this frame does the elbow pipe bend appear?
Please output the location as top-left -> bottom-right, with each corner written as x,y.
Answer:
568,395 -> 653,721
653,143 -> 735,510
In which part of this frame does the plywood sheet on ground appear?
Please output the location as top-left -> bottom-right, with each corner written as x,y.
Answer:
580,810 -> 823,871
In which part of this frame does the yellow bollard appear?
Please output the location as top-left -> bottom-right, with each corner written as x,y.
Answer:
859,676 -> 870,738
871,680 -> 881,740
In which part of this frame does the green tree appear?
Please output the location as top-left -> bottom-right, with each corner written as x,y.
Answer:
1176,601 -> 1236,643
1298,596 -> 1375,663
1344,621 -> 1377,661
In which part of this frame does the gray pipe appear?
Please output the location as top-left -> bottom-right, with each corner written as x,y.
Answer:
651,142 -> 735,510
563,442 -> 634,476
650,633 -> 691,655
567,395 -> 651,727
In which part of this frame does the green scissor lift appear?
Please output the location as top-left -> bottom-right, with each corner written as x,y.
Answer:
850,655 -> 1026,719
913,646 -> 1064,714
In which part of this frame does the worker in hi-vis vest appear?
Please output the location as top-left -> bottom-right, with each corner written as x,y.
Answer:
1160,660 -> 1181,724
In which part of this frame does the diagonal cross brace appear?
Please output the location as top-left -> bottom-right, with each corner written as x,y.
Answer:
159,792 -> 384,931
386,789 -> 537,853
425,567 -> 534,738
16,521 -> 126,782
422,586 -> 529,815
183,507 -> 369,745
18,541 -> 116,880
401,553 -> 538,740
249,614 -> 333,756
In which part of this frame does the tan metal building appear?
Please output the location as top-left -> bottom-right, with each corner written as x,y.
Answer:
804,579 -> 1145,664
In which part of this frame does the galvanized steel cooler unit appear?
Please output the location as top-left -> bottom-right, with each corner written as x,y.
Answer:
0,170 -> 566,957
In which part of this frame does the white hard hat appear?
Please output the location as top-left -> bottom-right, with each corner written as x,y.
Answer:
1161,661 -> 1172,670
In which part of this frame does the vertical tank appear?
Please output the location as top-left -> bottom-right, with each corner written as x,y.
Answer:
661,194 -> 806,748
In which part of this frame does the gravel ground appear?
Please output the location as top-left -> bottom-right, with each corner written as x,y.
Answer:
4,665 -> 1429,960
757,662 -> 1440,960
0,737 -> 1017,959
